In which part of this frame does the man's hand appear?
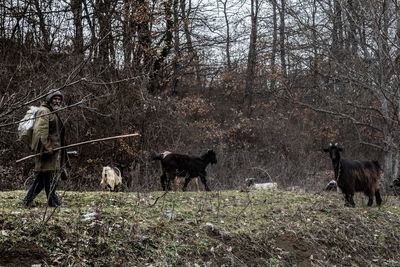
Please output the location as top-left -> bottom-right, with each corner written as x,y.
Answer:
42,148 -> 54,156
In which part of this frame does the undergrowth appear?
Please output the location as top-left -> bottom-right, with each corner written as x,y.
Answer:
0,190 -> 400,266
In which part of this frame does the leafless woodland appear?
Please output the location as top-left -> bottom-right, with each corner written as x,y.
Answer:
0,0 -> 399,193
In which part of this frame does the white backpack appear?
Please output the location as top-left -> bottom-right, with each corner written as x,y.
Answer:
18,106 -> 40,145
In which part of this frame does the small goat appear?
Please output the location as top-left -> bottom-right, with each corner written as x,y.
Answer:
101,166 -> 122,192
245,178 -> 278,191
324,180 -> 338,191
323,143 -> 382,207
153,149 -> 217,191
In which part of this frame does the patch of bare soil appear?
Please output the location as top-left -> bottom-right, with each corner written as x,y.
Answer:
0,241 -> 48,267
275,232 -> 312,267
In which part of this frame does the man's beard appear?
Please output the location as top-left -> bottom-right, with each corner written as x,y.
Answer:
51,104 -> 62,110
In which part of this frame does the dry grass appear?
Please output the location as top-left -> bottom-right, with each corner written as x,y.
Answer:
1,189 -> 400,266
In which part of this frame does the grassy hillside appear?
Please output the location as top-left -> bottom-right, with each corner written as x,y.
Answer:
1,190 -> 400,266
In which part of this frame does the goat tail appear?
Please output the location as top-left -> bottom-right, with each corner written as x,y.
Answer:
152,154 -> 163,161
152,151 -> 172,161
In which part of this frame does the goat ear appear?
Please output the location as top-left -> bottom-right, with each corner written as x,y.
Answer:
323,148 -> 329,152
338,147 -> 343,152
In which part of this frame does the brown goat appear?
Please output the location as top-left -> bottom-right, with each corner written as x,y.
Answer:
323,143 -> 382,207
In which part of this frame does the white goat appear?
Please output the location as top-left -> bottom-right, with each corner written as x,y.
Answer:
101,166 -> 122,191
245,178 -> 278,191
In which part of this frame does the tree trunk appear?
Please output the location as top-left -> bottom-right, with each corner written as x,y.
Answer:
346,0 -> 358,55
136,0 -> 151,70
122,0 -> 134,70
312,0 -> 318,89
383,114 -> 394,183
71,0 -> 84,56
331,0 -> 343,57
82,0 -> 97,60
33,0 -> 51,51
378,0 -> 394,183
244,0 -> 258,115
148,0 -> 174,93
279,0 -> 286,78
172,0 -> 180,94
270,0 -> 278,91
96,0 -> 114,67
222,0 -> 231,69
180,0 -> 201,87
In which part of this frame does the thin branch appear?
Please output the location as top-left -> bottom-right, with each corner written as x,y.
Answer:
0,94 -> 110,129
293,99 -> 383,132
0,78 -> 87,119
151,191 -> 169,207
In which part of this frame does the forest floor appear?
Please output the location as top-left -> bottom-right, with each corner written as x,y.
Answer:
0,189 -> 400,266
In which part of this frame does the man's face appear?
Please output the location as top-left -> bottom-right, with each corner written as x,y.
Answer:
51,96 -> 62,109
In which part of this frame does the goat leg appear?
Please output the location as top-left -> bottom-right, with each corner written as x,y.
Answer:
375,189 -> 382,206
367,196 -> 373,206
182,175 -> 191,192
160,173 -> 167,191
367,189 -> 374,206
199,175 -> 211,191
344,194 -> 355,207
165,173 -> 175,191
349,194 -> 356,207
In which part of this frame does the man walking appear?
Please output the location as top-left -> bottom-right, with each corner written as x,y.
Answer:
23,90 -> 66,207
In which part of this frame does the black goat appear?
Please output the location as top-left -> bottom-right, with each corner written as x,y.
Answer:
153,150 -> 217,191
323,143 -> 382,207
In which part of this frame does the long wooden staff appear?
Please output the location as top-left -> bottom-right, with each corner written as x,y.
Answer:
16,133 -> 140,163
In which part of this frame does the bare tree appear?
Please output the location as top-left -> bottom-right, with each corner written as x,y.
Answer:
172,0 -> 180,94
180,0 -> 201,87
32,0 -> 51,51
270,0 -> 278,91
279,0 -> 286,78
134,0 -> 152,70
148,0 -> 174,93
220,0 -> 231,69
331,0 -> 343,57
94,0 -> 117,67
121,0 -> 135,70
283,0 -> 400,183
71,0 -> 84,56
244,0 -> 260,115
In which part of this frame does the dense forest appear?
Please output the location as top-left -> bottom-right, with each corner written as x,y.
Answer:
0,0 -> 399,193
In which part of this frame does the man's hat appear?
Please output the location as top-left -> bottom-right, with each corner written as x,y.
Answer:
46,90 -> 63,103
